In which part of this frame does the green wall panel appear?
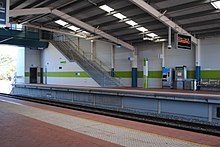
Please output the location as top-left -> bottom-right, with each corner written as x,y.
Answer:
25,72 -> 90,78
25,70 -> 220,79
201,70 -> 220,79
187,70 -> 195,79
47,72 -> 90,78
114,71 -> 162,78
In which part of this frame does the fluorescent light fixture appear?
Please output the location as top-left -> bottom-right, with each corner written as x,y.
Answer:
113,13 -> 127,20
136,27 -> 148,32
99,5 -> 114,13
55,20 -> 68,26
143,36 -> 154,41
146,33 -> 158,38
125,20 -> 138,26
68,25 -> 80,31
211,0 -> 220,9
82,31 -> 90,34
154,38 -> 167,42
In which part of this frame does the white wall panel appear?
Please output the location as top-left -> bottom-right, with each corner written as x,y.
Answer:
200,36 -> 220,70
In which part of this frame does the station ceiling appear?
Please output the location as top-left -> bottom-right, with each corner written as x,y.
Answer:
9,0 -> 220,44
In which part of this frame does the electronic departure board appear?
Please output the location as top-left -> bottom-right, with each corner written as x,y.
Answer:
177,34 -> 192,50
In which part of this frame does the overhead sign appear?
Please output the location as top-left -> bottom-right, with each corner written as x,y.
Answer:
0,0 -> 9,27
177,34 -> 192,50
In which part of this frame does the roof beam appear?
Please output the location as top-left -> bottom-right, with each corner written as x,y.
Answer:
51,9 -> 135,51
129,0 -> 198,44
23,0 -> 46,9
172,9 -> 219,21
24,24 -> 94,39
182,18 -> 220,28
9,8 -> 52,17
10,0 -> 28,10
160,0 -> 211,13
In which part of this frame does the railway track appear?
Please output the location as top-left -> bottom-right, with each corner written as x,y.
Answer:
1,93 -> 220,136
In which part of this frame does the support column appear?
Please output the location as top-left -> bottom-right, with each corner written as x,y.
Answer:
77,37 -> 80,51
6,0 -> 10,27
143,58 -> 149,88
91,40 -> 96,60
132,49 -> 138,88
111,45 -> 115,77
195,39 -> 201,90
162,42 -> 165,68
44,66 -> 47,84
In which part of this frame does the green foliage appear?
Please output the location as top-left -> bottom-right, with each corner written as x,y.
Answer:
0,54 -> 16,81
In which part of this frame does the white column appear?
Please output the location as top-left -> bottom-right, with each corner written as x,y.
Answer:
77,37 -> 80,51
195,39 -> 201,67
195,39 -> 201,89
91,40 -> 96,60
111,45 -> 115,70
6,0 -> 10,27
132,49 -> 138,68
162,42 -> 165,67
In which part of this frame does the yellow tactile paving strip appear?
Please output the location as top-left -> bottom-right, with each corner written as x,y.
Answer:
0,99 -> 210,147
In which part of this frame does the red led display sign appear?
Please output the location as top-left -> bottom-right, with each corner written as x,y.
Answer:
177,34 -> 192,50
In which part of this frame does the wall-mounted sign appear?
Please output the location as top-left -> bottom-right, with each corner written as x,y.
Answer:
177,34 -> 192,50
60,60 -> 66,64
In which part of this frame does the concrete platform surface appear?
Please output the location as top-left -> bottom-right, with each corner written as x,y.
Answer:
0,96 -> 220,147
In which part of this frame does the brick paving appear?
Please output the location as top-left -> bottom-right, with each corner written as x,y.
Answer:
1,96 -> 220,146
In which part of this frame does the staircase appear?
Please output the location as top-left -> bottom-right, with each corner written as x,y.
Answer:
50,40 -> 122,87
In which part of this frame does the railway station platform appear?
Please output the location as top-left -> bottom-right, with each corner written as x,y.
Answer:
0,95 -> 220,147
11,84 -> 220,127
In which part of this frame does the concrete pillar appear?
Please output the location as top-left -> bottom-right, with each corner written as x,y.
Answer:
195,39 -> 201,89
111,45 -> 115,77
132,49 -> 138,88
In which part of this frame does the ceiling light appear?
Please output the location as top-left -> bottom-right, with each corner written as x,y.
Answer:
136,27 -> 148,32
146,33 -> 158,38
99,5 -> 114,13
211,0 -> 220,9
113,13 -> 127,20
154,38 -> 167,42
143,36 -> 154,41
125,20 -> 138,26
55,20 -> 68,26
82,31 -> 90,34
68,25 -> 80,31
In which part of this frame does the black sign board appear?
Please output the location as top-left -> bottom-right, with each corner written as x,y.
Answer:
0,0 -> 6,26
177,34 -> 192,50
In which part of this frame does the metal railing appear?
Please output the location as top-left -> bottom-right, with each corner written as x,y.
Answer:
48,33 -> 122,86
51,40 -> 122,87
65,36 -> 111,72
